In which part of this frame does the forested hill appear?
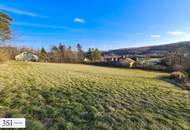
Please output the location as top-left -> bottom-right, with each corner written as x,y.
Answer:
103,41 -> 190,56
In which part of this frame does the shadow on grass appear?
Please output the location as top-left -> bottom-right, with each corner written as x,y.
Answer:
84,62 -> 172,73
157,75 -> 189,90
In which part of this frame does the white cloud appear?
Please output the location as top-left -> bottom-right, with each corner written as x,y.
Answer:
0,5 -> 50,18
13,22 -> 70,29
167,31 -> 184,36
150,34 -> 160,38
13,22 -> 86,32
74,17 -> 86,23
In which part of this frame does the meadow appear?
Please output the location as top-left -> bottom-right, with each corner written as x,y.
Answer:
0,61 -> 189,130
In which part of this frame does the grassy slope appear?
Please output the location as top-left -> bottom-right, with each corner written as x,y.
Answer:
0,61 -> 189,130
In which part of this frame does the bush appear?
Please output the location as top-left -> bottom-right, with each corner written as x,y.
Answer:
170,71 -> 186,81
0,50 -> 9,63
170,71 -> 190,90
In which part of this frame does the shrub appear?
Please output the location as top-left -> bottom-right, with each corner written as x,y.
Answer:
170,71 -> 186,81
170,71 -> 190,90
0,50 -> 9,63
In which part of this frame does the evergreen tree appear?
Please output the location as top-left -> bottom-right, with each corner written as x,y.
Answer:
58,43 -> 65,53
64,46 -> 72,62
86,48 -> 93,61
58,43 -> 65,62
76,43 -> 84,62
40,47 -> 47,62
50,46 -> 59,62
94,48 -> 101,61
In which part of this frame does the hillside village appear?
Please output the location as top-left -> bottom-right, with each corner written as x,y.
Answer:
103,54 -> 164,69
85,42 -> 189,73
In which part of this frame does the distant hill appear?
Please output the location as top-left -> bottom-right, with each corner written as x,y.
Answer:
103,41 -> 190,56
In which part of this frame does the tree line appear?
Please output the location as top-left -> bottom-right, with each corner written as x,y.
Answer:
86,48 -> 102,62
38,43 -> 85,63
38,44 -> 102,63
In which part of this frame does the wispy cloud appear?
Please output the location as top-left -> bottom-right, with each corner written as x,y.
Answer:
150,34 -> 160,38
13,22 -> 70,29
13,22 -> 87,32
74,17 -> 86,23
0,5 -> 50,18
167,31 -> 184,36
128,33 -> 146,38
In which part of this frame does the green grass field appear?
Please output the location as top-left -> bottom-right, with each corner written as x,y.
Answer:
0,61 -> 189,130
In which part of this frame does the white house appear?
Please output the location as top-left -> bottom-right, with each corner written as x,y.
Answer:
15,52 -> 39,61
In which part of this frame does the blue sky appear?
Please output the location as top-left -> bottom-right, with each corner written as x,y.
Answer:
0,0 -> 190,51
